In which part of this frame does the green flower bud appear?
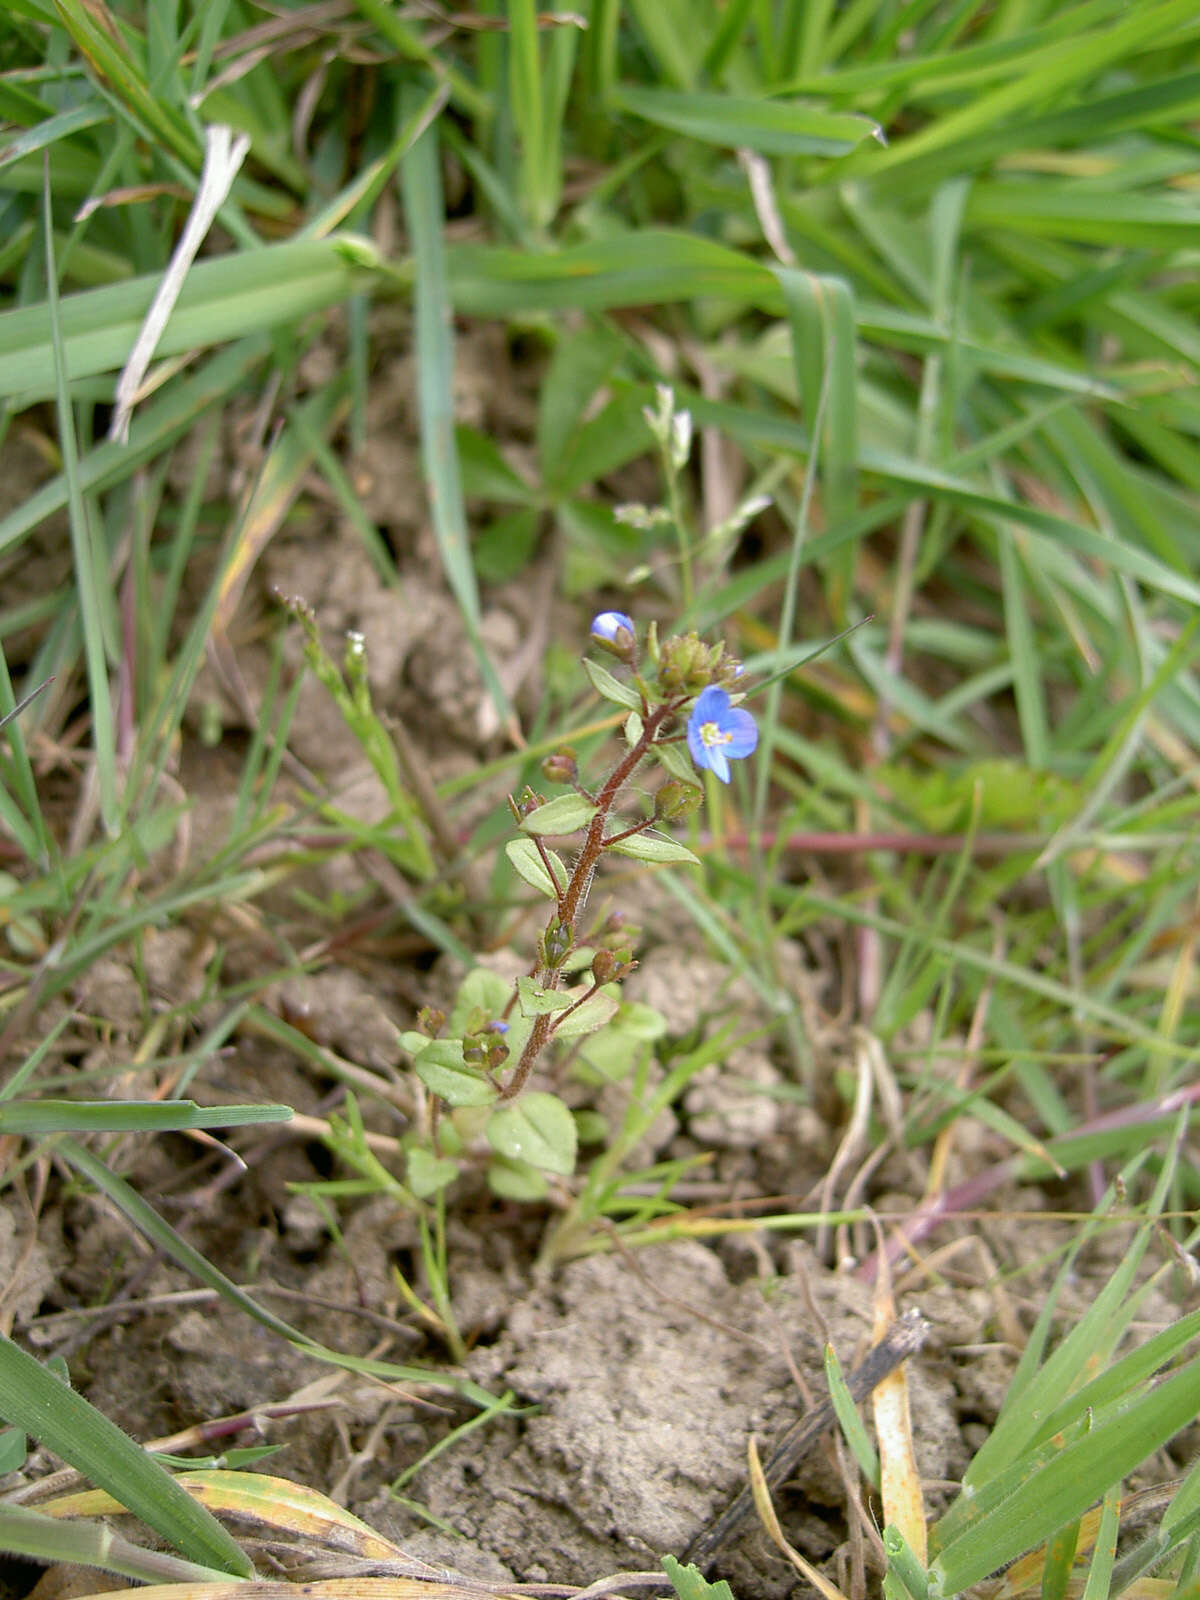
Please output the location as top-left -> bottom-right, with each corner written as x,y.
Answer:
590,611 -> 637,663
591,949 -> 619,985
508,786 -> 546,823
600,911 -> 642,951
657,632 -> 711,692
416,1006 -> 445,1037
654,779 -> 703,821
540,920 -> 573,969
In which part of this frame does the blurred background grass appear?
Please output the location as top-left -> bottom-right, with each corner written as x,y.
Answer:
2,0 -> 1200,1592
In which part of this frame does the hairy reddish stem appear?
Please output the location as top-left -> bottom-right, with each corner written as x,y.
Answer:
500,699 -> 681,1100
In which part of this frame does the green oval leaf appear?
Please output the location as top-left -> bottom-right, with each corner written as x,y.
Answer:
618,1001 -> 669,1039
604,830 -> 700,865
506,837 -> 568,898
520,793 -> 598,835
487,1156 -> 549,1201
652,739 -> 698,784
516,974 -> 574,1015
581,656 -> 643,711
486,1092 -> 577,1176
449,968 -> 515,1035
411,1040 -> 498,1107
407,1147 -> 460,1198
553,988 -> 620,1038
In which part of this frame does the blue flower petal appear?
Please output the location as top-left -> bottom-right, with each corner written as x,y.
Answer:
706,746 -> 731,783
724,708 -> 758,757
691,685 -> 727,720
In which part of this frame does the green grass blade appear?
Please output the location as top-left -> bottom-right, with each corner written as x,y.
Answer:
0,1334 -> 252,1575
0,235 -> 371,400
509,0 -> 546,227
0,338 -> 268,553
400,102 -> 511,734
0,1503 -> 233,1583
932,1353 -> 1200,1593
825,1340 -> 880,1487
54,1135 -> 489,1400
0,1099 -> 292,1134
612,86 -> 883,156
42,161 -> 117,832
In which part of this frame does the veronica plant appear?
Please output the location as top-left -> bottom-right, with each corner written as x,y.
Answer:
400,615 -> 758,1199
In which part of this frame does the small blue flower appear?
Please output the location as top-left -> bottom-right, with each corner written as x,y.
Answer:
686,686 -> 757,784
590,611 -> 635,644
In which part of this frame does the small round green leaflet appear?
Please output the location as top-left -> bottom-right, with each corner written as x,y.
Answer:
516,974 -> 576,1015
486,1092 -> 577,1175
448,968 -> 512,1034
488,1157 -> 549,1201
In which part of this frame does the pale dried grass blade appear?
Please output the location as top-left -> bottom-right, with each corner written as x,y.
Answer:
747,1435 -> 851,1600
110,125 -> 251,443
871,1217 -> 927,1566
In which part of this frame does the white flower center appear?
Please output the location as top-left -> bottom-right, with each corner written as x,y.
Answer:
700,720 -> 732,749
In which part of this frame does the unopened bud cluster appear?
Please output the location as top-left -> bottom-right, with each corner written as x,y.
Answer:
462,1022 -> 510,1073
655,631 -> 745,695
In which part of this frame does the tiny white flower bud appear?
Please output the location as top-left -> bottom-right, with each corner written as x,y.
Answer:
670,407 -> 693,471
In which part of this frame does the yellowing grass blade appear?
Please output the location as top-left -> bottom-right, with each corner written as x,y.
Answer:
871,1221 -> 927,1567
213,378 -> 351,643
747,1435 -> 852,1600
71,1583 -> 523,1600
40,1469 -> 421,1566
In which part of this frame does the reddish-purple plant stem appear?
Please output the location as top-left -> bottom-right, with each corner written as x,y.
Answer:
713,829 -> 1049,857
857,1078 -> 1200,1279
500,700 -> 681,1100
550,976 -> 611,1030
603,816 -> 661,846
